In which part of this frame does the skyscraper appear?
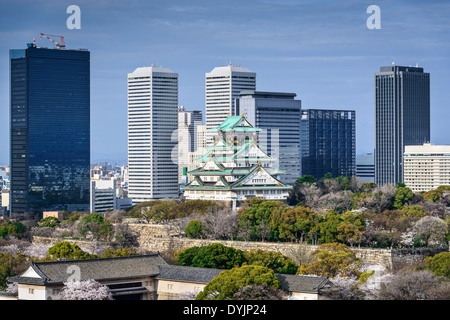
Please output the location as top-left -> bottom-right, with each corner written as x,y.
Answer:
127,66 -> 179,203
374,65 -> 430,185
301,109 -> 356,180
178,106 -> 202,183
205,65 -> 256,135
235,90 -> 302,184
9,42 -> 90,217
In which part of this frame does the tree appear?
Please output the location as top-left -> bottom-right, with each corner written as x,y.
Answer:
100,248 -> 139,258
176,200 -> 220,217
233,284 -> 287,300
185,220 -> 204,239
113,223 -> 138,247
176,244 -> 246,270
238,198 -> 287,241
196,265 -> 282,300
318,191 -> 354,214
0,221 -> 26,239
296,175 -> 316,185
393,187 -> 414,209
301,184 -> 322,209
47,241 -> 94,261
316,210 -> 342,244
288,176 -> 317,206
379,270 -> 445,300
77,213 -> 113,241
0,252 -> 29,290
244,249 -> 298,274
423,190 -> 443,202
201,208 -> 237,240
60,279 -> 113,300
336,211 -> 365,246
126,200 -> 161,218
364,184 -> 396,213
146,200 -> 179,223
398,205 -> 427,220
359,182 -> 377,193
423,252 -> 450,279
321,275 -> 359,300
270,206 -> 321,243
296,243 -> 360,278
412,216 -> 448,247
38,216 -> 60,229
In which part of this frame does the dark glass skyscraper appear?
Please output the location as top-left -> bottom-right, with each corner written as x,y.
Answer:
374,65 -> 430,186
10,43 -> 90,217
235,90 -> 302,184
301,109 -> 356,180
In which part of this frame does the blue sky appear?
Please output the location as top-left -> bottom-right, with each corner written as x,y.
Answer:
0,0 -> 449,165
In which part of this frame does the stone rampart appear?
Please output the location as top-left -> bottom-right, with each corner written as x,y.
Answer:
127,223 -> 448,270
32,223 -> 448,271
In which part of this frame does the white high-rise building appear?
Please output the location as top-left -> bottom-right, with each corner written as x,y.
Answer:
90,179 -> 116,213
404,143 -> 450,192
127,66 -> 179,203
178,106 -> 202,184
196,125 -> 207,151
205,65 -> 256,134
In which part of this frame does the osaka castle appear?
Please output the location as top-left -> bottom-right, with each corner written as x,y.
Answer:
181,115 -> 292,208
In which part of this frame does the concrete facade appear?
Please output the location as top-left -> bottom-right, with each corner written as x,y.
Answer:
404,143 -> 450,192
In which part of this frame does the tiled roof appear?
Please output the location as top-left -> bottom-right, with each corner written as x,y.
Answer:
156,265 -> 222,283
157,265 -> 330,293
210,115 -> 243,131
8,255 -> 332,295
276,274 -> 332,293
10,254 -> 167,285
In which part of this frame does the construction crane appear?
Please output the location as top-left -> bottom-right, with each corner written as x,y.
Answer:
39,33 -> 65,48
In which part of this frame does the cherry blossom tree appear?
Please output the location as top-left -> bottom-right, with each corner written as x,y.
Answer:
60,279 -> 113,300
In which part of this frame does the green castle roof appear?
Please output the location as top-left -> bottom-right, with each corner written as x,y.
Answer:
209,115 -> 260,132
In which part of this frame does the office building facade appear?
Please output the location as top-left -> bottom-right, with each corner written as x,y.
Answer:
205,65 -> 256,135
404,143 -> 450,192
127,66 -> 179,203
9,43 -> 90,217
375,65 -> 430,186
301,109 -> 356,180
235,90 -> 302,184
90,179 -> 116,213
178,106 -> 202,183
356,153 -> 375,183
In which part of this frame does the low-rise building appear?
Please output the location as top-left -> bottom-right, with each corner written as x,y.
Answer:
90,179 -> 116,213
2,254 -> 332,300
356,152 -> 375,183
43,211 -> 64,221
404,143 -> 450,192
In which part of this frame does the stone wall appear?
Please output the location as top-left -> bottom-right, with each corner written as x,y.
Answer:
32,223 -> 448,271
126,223 -> 448,271
32,236 -> 112,255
